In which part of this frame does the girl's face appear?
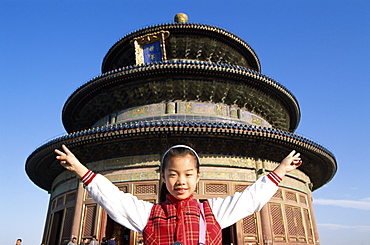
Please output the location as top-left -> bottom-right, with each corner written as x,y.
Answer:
162,153 -> 200,200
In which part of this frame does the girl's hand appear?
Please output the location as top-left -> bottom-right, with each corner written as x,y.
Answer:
274,150 -> 303,179
55,145 -> 88,177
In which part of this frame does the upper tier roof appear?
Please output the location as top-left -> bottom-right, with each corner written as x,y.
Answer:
102,22 -> 261,73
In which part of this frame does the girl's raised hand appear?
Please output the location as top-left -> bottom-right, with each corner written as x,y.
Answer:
274,150 -> 303,178
55,145 -> 88,177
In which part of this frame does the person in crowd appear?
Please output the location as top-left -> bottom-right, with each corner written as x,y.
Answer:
101,237 -> 108,245
89,235 -> 99,245
67,237 -> 77,245
107,235 -> 116,245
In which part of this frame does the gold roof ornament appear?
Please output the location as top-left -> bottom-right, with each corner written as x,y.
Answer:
174,13 -> 188,23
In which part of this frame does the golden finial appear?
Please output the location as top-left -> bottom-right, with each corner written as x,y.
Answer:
174,13 -> 188,23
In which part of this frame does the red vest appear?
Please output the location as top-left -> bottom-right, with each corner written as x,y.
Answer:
143,195 -> 222,245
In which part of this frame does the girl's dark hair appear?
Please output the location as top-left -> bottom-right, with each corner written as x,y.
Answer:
159,145 -> 200,202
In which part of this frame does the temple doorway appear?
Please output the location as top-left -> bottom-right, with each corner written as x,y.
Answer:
49,210 -> 64,245
105,216 -> 131,245
222,224 -> 237,245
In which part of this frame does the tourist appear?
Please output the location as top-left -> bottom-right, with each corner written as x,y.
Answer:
107,236 -> 116,245
67,237 -> 77,245
55,144 -> 302,244
89,235 -> 99,245
101,237 -> 108,245
80,237 -> 89,245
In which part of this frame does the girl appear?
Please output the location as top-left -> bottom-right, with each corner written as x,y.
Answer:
55,144 -> 302,245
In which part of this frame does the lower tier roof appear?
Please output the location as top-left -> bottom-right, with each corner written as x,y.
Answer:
26,119 -> 336,192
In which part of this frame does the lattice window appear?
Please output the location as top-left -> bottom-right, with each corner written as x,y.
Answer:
83,204 -> 97,237
299,195 -> 307,205
62,207 -> 75,239
285,205 -> 306,243
205,183 -> 228,194
272,189 -> 283,199
269,203 -> 286,242
52,199 -> 56,210
285,191 -> 297,202
66,192 -> 76,204
303,208 -> 314,244
294,208 -> 305,238
57,196 -> 64,207
235,184 -> 249,193
118,185 -> 128,193
285,206 -> 295,235
134,184 -> 157,195
242,214 -> 257,234
242,213 -> 259,243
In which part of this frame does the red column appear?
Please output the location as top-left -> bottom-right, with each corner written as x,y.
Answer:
71,181 -> 85,239
260,201 -> 273,245
307,188 -> 320,245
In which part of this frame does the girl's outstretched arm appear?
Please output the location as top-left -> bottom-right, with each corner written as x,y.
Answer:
55,144 -> 153,233
55,144 -> 89,178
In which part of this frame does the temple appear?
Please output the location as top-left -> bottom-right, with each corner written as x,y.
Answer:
26,13 -> 336,245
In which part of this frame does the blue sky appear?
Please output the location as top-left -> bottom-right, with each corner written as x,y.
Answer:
1,1 -> 369,244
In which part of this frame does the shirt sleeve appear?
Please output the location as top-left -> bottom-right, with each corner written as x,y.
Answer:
82,171 -> 153,233
207,172 -> 280,229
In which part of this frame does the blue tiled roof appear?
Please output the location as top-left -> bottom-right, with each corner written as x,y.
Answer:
40,118 -> 334,160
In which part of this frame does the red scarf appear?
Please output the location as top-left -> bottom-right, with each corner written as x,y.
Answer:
167,194 -> 193,244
